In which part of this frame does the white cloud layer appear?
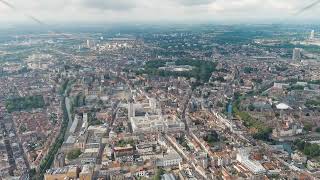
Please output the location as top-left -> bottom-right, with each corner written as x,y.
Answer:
0,0 -> 319,24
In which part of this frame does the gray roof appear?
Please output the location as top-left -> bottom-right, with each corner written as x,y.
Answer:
161,173 -> 176,180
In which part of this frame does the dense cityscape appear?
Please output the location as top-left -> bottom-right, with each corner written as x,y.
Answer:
0,23 -> 319,180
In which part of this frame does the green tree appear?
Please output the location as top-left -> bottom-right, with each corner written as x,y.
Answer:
153,168 -> 165,180
5,95 -> 45,112
67,148 -> 82,160
303,123 -> 313,132
19,124 -> 27,132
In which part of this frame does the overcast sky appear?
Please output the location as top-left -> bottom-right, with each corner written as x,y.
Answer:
0,0 -> 319,25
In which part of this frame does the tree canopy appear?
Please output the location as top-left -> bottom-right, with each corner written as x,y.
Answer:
6,95 -> 45,112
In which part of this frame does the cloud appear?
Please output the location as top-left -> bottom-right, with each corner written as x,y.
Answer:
294,0 -> 320,15
79,0 -> 137,11
175,0 -> 216,6
0,0 -> 319,24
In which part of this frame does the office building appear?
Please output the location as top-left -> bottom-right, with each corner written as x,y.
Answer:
86,40 -> 95,49
310,30 -> 315,40
292,48 -> 301,61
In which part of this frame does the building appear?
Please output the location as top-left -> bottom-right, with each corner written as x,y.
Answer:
130,114 -> 184,134
26,54 -> 52,70
273,83 -> 289,89
128,98 -> 135,119
86,40 -> 95,49
236,148 -> 266,175
161,173 -> 176,180
307,159 -> 320,170
156,150 -> 182,167
44,166 -> 80,180
114,145 -> 134,161
79,165 -> 94,180
128,96 -> 184,134
164,115 -> 185,132
69,115 -> 79,134
310,30 -> 315,40
292,151 -> 308,164
292,48 -> 302,61
130,113 -> 165,133
302,30 -> 320,46
54,152 -> 65,168
272,118 -> 303,138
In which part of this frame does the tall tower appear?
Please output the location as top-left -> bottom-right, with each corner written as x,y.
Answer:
292,48 -> 301,61
310,30 -> 315,40
86,39 -> 91,48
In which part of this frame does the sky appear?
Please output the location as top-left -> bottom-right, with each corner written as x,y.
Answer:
0,0 -> 320,25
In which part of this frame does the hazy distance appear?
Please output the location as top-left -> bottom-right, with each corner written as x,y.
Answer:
0,0 -> 320,26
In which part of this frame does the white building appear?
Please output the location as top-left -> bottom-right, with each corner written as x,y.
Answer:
310,30 -> 315,40
156,150 -> 182,167
69,115 -> 79,134
292,151 -> 307,164
307,159 -> 320,170
161,173 -> 176,180
130,113 -> 166,133
236,148 -> 266,175
128,97 -> 184,134
26,54 -> 52,70
276,103 -> 291,110
86,39 -> 95,49
130,114 -> 185,134
164,115 -> 185,132
273,83 -> 289,89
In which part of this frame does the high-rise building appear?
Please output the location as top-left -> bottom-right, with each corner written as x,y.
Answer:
86,40 -> 90,48
310,30 -> 315,40
86,40 -> 95,49
292,48 -> 302,61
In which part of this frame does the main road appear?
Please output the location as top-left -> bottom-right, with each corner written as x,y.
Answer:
181,90 -> 192,132
64,97 -> 73,140
106,100 -> 120,137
